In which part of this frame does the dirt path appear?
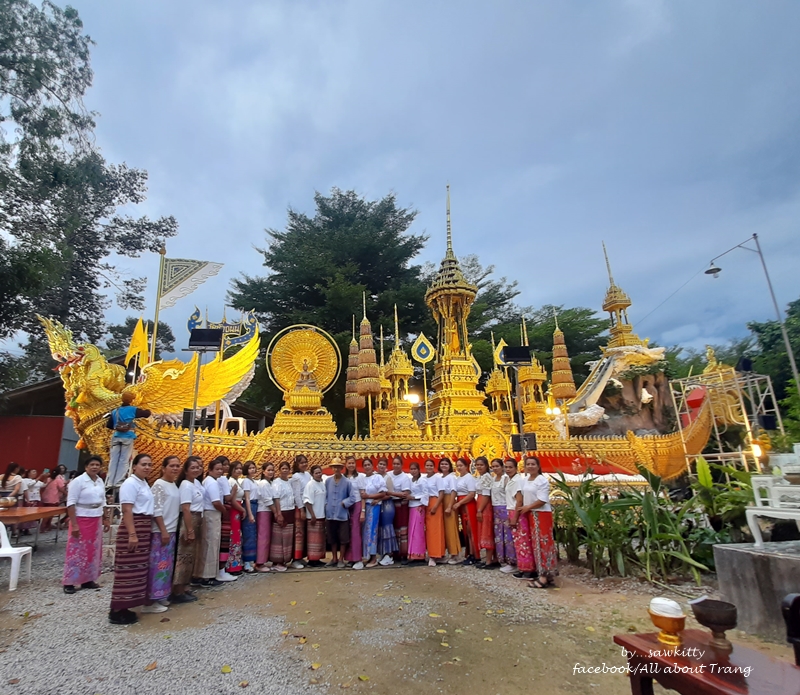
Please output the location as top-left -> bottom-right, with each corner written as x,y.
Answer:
125,563 -> 794,694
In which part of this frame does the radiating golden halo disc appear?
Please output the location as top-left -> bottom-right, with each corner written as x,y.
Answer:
267,326 -> 340,393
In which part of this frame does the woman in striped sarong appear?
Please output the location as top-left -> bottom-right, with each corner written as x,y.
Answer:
361,459 -> 385,568
255,463 -> 275,572
344,457 -> 365,567
491,459 -> 515,570
109,454 -> 154,625
302,465 -> 326,566
406,463 -> 428,563
269,461 -> 295,571
388,456 -> 411,561
240,462 -> 259,572
474,457 -> 497,569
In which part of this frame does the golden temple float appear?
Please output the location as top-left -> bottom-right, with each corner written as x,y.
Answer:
40,191 -> 716,482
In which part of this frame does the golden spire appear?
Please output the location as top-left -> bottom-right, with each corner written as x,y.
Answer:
553,307 -> 560,332
551,314 -> 576,400
394,304 -> 400,349
446,183 -> 454,260
380,325 -> 385,366
362,291 -> 367,321
602,240 -> 615,286
491,331 -> 498,367
522,316 -> 529,347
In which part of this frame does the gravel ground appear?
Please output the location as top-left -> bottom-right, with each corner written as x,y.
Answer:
0,532 -> 311,695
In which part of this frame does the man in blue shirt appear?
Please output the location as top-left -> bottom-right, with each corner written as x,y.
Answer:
324,458 -> 353,568
106,391 -> 151,488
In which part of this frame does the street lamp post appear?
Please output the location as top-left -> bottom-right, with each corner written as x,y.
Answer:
185,328 -> 224,456
705,233 -> 800,400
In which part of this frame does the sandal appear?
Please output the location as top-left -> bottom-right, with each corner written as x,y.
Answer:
528,578 -> 549,589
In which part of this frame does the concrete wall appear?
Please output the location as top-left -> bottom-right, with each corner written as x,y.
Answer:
714,541 -> 800,641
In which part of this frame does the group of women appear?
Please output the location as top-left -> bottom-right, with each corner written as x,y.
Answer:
1,462 -> 73,533
57,451 -> 558,625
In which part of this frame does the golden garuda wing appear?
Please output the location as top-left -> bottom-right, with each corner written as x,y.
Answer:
125,329 -> 260,414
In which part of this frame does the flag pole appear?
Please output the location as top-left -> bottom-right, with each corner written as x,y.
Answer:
150,246 -> 166,363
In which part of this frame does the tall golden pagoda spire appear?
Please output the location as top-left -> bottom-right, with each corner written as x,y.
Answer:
423,186 -> 487,437
345,315 -> 365,417
601,242 -> 643,348
357,293 -> 380,396
550,308 -> 577,400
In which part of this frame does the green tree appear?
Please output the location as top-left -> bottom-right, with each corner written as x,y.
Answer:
748,298 -> 800,400
0,1 -> 177,388
665,337 -> 756,380
228,188 -> 429,429
106,318 -> 176,361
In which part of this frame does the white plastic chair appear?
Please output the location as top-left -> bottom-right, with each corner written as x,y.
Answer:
0,521 -> 32,591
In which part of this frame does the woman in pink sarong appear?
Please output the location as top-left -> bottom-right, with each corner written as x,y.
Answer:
406,462 -> 428,563
62,456 -> 109,593
343,456 -> 365,566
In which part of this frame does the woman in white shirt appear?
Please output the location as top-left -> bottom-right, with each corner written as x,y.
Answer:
303,465 -> 327,567
142,456 -> 182,614
361,458 -> 386,568
62,456 -> 108,594
255,462 -> 275,572
452,458 -> 479,565
423,459 -> 445,567
406,462 -> 428,565
344,456 -> 366,568
521,456 -> 557,588
109,454 -> 154,625
223,461 -> 246,576
505,458 -> 535,581
376,459 -> 399,566
269,461 -> 296,571
240,461 -> 259,572
290,455 -> 312,568
439,458 -> 462,562
473,457 -> 497,569
490,459 -> 514,571
172,456 -> 204,602
387,456 -> 411,561
194,458 -> 227,586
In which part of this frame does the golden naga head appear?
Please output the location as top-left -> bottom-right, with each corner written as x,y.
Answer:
37,315 -> 80,364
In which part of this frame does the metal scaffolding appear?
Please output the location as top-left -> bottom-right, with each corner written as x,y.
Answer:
670,369 -> 784,474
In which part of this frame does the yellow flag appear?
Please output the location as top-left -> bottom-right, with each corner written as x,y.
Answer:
125,318 -> 149,366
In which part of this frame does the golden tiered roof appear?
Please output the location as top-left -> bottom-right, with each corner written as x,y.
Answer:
550,311 -> 577,400
602,242 -> 643,349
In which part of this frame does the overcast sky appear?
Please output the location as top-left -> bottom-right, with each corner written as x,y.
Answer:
70,0 -> 800,353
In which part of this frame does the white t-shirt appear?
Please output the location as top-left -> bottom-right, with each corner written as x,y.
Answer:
522,475 -> 552,512
291,471 -> 312,508
390,471 -> 412,495
228,476 -> 244,501
26,480 -> 45,503
256,479 -> 274,512
272,478 -> 295,511
408,476 -> 429,507
505,474 -> 523,511
345,472 -> 366,506
217,475 -> 232,500
119,474 -> 154,515
240,478 -> 257,505
422,473 -> 445,500
151,479 -> 181,533
65,472 -> 105,517
490,474 -> 508,507
303,479 -> 326,519
180,479 -> 205,513
455,473 -> 477,497
363,473 -> 387,505
202,476 -> 223,512
439,472 -> 457,494
477,473 -> 493,498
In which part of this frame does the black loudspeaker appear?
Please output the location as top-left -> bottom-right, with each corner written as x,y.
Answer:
757,414 -> 778,431
502,346 -> 532,364
736,356 -> 753,373
188,328 -> 224,349
182,409 -> 207,429
511,433 -> 537,452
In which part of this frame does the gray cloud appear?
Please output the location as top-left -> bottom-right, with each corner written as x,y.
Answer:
67,0 -> 800,351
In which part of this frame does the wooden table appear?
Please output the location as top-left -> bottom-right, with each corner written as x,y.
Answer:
0,506 -> 67,551
614,630 -> 800,695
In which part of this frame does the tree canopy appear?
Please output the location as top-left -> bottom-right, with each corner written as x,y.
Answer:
0,0 -> 177,389
105,317 -> 175,361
